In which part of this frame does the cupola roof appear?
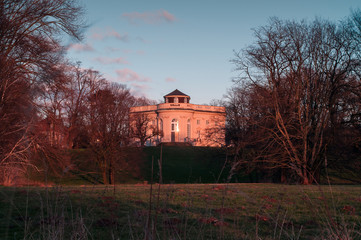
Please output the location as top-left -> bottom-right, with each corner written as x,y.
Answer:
164,89 -> 189,97
163,89 -> 190,103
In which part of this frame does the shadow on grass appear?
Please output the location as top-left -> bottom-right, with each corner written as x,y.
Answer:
1,183 -> 361,239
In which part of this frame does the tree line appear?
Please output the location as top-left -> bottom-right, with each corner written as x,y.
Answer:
0,0 -> 155,185
224,11 -> 361,184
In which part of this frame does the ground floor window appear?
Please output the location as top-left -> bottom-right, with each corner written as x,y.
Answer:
171,119 -> 178,142
187,119 -> 191,138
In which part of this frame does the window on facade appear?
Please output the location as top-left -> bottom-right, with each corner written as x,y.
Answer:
171,119 -> 179,132
206,120 -> 209,125
179,97 -> 184,103
187,119 -> 191,138
197,120 -> 200,125
168,97 -> 174,103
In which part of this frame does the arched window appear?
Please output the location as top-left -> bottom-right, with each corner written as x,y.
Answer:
187,119 -> 191,138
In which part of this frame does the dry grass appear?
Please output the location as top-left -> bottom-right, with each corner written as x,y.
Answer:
0,183 -> 360,239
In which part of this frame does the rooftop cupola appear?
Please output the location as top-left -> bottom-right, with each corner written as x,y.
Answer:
163,89 -> 190,103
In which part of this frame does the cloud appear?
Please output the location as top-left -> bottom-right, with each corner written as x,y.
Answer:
115,68 -> 151,83
122,9 -> 176,25
109,30 -> 129,41
136,36 -> 148,43
93,57 -> 129,65
129,83 -> 152,98
106,46 -> 121,52
131,83 -> 151,91
165,77 -> 176,83
66,43 -> 94,52
91,32 -> 104,40
91,29 -> 129,42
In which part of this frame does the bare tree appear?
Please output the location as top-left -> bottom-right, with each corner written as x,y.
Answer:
130,112 -> 161,146
232,16 -> 361,184
63,64 -> 105,148
0,0 -> 84,184
87,83 -> 135,184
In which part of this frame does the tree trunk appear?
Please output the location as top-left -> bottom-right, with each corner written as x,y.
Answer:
301,167 -> 310,185
302,176 -> 310,185
102,167 -> 109,185
109,160 -> 114,184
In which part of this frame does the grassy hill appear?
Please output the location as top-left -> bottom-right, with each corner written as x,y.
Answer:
27,145 -> 361,185
28,146 -> 230,185
141,146 -> 229,183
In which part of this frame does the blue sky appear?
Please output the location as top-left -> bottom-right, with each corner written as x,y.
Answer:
66,0 -> 361,104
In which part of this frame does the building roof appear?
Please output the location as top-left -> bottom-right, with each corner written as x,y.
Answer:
164,89 -> 189,97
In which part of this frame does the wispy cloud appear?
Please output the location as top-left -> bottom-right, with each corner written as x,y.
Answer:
120,49 -> 145,55
165,77 -> 176,83
136,36 -> 148,43
66,43 -> 94,52
131,83 -> 151,91
106,46 -> 121,52
115,68 -> 151,83
93,57 -> 129,65
122,9 -> 176,25
130,83 -> 152,98
91,29 -> 129,42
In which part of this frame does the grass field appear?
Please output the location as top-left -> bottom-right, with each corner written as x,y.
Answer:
1,183 -> 361,239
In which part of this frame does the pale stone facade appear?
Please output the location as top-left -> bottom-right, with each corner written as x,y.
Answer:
130,89 -> 226,147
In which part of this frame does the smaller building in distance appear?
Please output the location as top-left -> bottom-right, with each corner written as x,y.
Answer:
130,89 -> 226,147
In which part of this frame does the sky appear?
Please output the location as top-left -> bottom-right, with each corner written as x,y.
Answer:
66,0 -> 361,104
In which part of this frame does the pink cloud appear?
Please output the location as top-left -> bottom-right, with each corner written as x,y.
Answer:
122,49 -> 132,54
131,83 -> 151,91
129,83 -> 152,98
67,43 -> 94,52
136,36 -> 148,43
119,49 -> 145,55
106,47 -> 121,52
91,29 -> 129,42
109,30 -> 129,41
122,9 -> 176,25
116,68 -> 151,83
93,57 -> 129,65
165,77 -> 176,83
91,32 -> 104,40
162,10 -> 176,22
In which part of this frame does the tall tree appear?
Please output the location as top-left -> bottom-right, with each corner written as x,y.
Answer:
0,0 -> 84,184
88,83 -> 135,184
232,16 -> 361,184
64,65 -> 105,148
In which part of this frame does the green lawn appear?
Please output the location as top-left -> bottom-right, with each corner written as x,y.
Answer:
1,184 -> 360,239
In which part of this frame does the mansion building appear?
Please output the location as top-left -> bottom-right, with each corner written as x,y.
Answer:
130,89 -> 226,147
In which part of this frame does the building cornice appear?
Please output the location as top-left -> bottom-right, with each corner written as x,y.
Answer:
130,103 -> 225,115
